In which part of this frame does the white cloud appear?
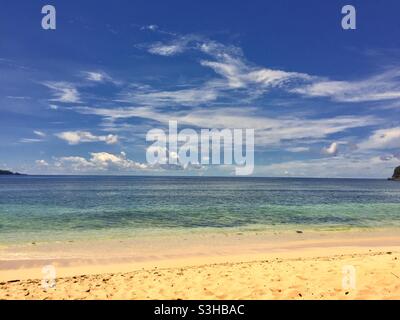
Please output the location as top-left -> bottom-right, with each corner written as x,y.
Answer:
55,152 -> 148,172
90,152 -> 148,170
49,150 -> 202,174
358,127 -> 400,150
322,142 -> 339,156
55,156 -> 94,170
43,82 -> 80,103
35,159 -> 49,166
56,131 -> 119,145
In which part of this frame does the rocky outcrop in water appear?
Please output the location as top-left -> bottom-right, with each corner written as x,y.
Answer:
389,166 -> 400,181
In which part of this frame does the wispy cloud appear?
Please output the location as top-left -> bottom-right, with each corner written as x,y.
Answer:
83,71 -> 107,82
19,138 -> 43,143
6,96 -> 31,100
76,105 -> 379,147
82,71 -> 115,83
55,131 -> 119,145
148,42 -> 186,56
43,81 -> 81,103
198,41 -> 311,90
120,86 -> 219,106
140,35 -> 312,105
293,69 -> 400,103
286,147 -> 310,153
140,24 -> 159,31
143,32 -> 400,105
19,131 -> 47,144
34,130 -> 46,138
146,34 -> 194,56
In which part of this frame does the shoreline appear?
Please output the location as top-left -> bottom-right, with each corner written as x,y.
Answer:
1,224 -> 398,246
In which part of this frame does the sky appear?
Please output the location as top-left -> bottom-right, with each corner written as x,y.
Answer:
1,0 -> 400,178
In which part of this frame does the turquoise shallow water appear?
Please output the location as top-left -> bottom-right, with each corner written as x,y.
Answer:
0,176 -> 400,244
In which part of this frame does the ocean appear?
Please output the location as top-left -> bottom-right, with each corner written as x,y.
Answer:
0,176 -> 399,244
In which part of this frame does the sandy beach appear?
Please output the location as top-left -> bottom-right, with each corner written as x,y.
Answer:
0,229 -> 399,300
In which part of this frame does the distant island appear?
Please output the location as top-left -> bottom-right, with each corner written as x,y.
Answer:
0,169 -> 25,176
389,166 -> 400,181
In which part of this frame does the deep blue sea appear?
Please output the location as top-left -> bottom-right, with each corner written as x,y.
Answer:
1,176 -> 400,244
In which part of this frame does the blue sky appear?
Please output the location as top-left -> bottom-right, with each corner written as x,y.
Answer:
1,0 -> 400,177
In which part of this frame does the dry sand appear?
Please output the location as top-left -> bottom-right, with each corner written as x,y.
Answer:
0,229 -> 399,300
